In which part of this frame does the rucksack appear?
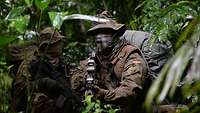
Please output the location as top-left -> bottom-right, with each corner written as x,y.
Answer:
120,30 -> 173,80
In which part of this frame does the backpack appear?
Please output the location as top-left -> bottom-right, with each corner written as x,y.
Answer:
120,30 -> 173,80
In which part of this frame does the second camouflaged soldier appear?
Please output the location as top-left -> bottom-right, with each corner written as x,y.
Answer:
71,20 -> 148,113
12,27 -> 81,113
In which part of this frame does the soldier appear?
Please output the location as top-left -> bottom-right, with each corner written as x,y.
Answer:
12,27 -> 81,113
71,19 -> 148,113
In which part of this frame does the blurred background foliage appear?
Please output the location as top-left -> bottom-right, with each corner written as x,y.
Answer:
0,0 -> 200,113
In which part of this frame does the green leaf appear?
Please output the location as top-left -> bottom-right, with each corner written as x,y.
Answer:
144,58 -> 172,111
5,6 -> 26,20
158,44 -> 193,102
63,14 -> 109,23
175,18 -> 198,50
187,45 -> 200,80
135,1 -> 147,11
48,12 -> 64,29
9,15 -> 30,33
0,36 -> 16,46
83,102 -> 95,113
84,95 -> 93,104
25,0 -> 33,7
35,0 -> 50,10
48,12 -> 110,29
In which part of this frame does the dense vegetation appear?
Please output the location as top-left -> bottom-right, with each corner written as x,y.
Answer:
0,0 -> 199,113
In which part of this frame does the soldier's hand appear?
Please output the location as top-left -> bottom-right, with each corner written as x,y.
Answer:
93,85 -> 109,97
33,77 -> 63,97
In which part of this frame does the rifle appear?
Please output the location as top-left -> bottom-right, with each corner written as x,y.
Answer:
85,51 -> 97,95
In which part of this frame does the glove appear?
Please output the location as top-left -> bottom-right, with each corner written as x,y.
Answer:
33,77 -> 63,97
33,77 -> 82,110
93,85 -> 109,97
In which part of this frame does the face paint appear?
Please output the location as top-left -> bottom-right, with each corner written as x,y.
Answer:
40,41 -> 63,65
95,34 -> 114,53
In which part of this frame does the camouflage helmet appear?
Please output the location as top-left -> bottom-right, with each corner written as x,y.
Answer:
87,22 -> 126,37
39,27 -> 64,48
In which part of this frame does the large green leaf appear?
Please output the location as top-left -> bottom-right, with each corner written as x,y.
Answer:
62,14 -> 109,23
185,19 -> 200,81
35,0 -> 50,10
5,6 -> 26,20
144,57 -> 173,111
0,36 -> 16,46
186,45 -> 200,80
25,0 -> 33,7
158,44 -> 193,102
48,12 -> 67,29
48,12 -> 110,29
9,15 -> 30,33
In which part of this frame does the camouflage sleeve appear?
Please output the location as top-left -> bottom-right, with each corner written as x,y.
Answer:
12,60 -> 32,111
71,60 -> 87,93
71,68 -> 86,91
104,52 -> 147,101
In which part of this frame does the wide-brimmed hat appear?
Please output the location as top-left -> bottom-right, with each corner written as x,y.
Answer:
87,22 -> 126,37
39,27 -> 64,48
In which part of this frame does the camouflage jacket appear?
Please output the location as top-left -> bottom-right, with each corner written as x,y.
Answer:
71,40 -> 148,112
12,56 -> 80,113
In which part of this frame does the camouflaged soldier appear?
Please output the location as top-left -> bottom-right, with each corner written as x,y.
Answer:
71,20 -> 148,113
12,27 -> 81,113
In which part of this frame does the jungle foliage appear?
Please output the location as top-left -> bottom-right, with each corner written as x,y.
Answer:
0,0 -> 200,113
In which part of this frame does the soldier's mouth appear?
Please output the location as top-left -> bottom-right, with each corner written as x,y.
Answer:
48,58 -> 59,65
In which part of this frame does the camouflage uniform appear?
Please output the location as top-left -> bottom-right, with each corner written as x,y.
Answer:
72,21 -> 148,113
8,42 -> 38,78
12,27 -> 80,113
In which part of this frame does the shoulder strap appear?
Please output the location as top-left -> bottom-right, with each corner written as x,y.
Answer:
111,44 -> 138,65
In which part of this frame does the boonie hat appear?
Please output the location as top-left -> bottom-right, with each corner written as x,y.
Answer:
39,27 -> 64,48
87,22 -> 126,37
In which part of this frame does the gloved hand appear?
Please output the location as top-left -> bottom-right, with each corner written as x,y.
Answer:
33,77 -> 63,97
93,85 -> 109,97
33,77 -> 82,110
